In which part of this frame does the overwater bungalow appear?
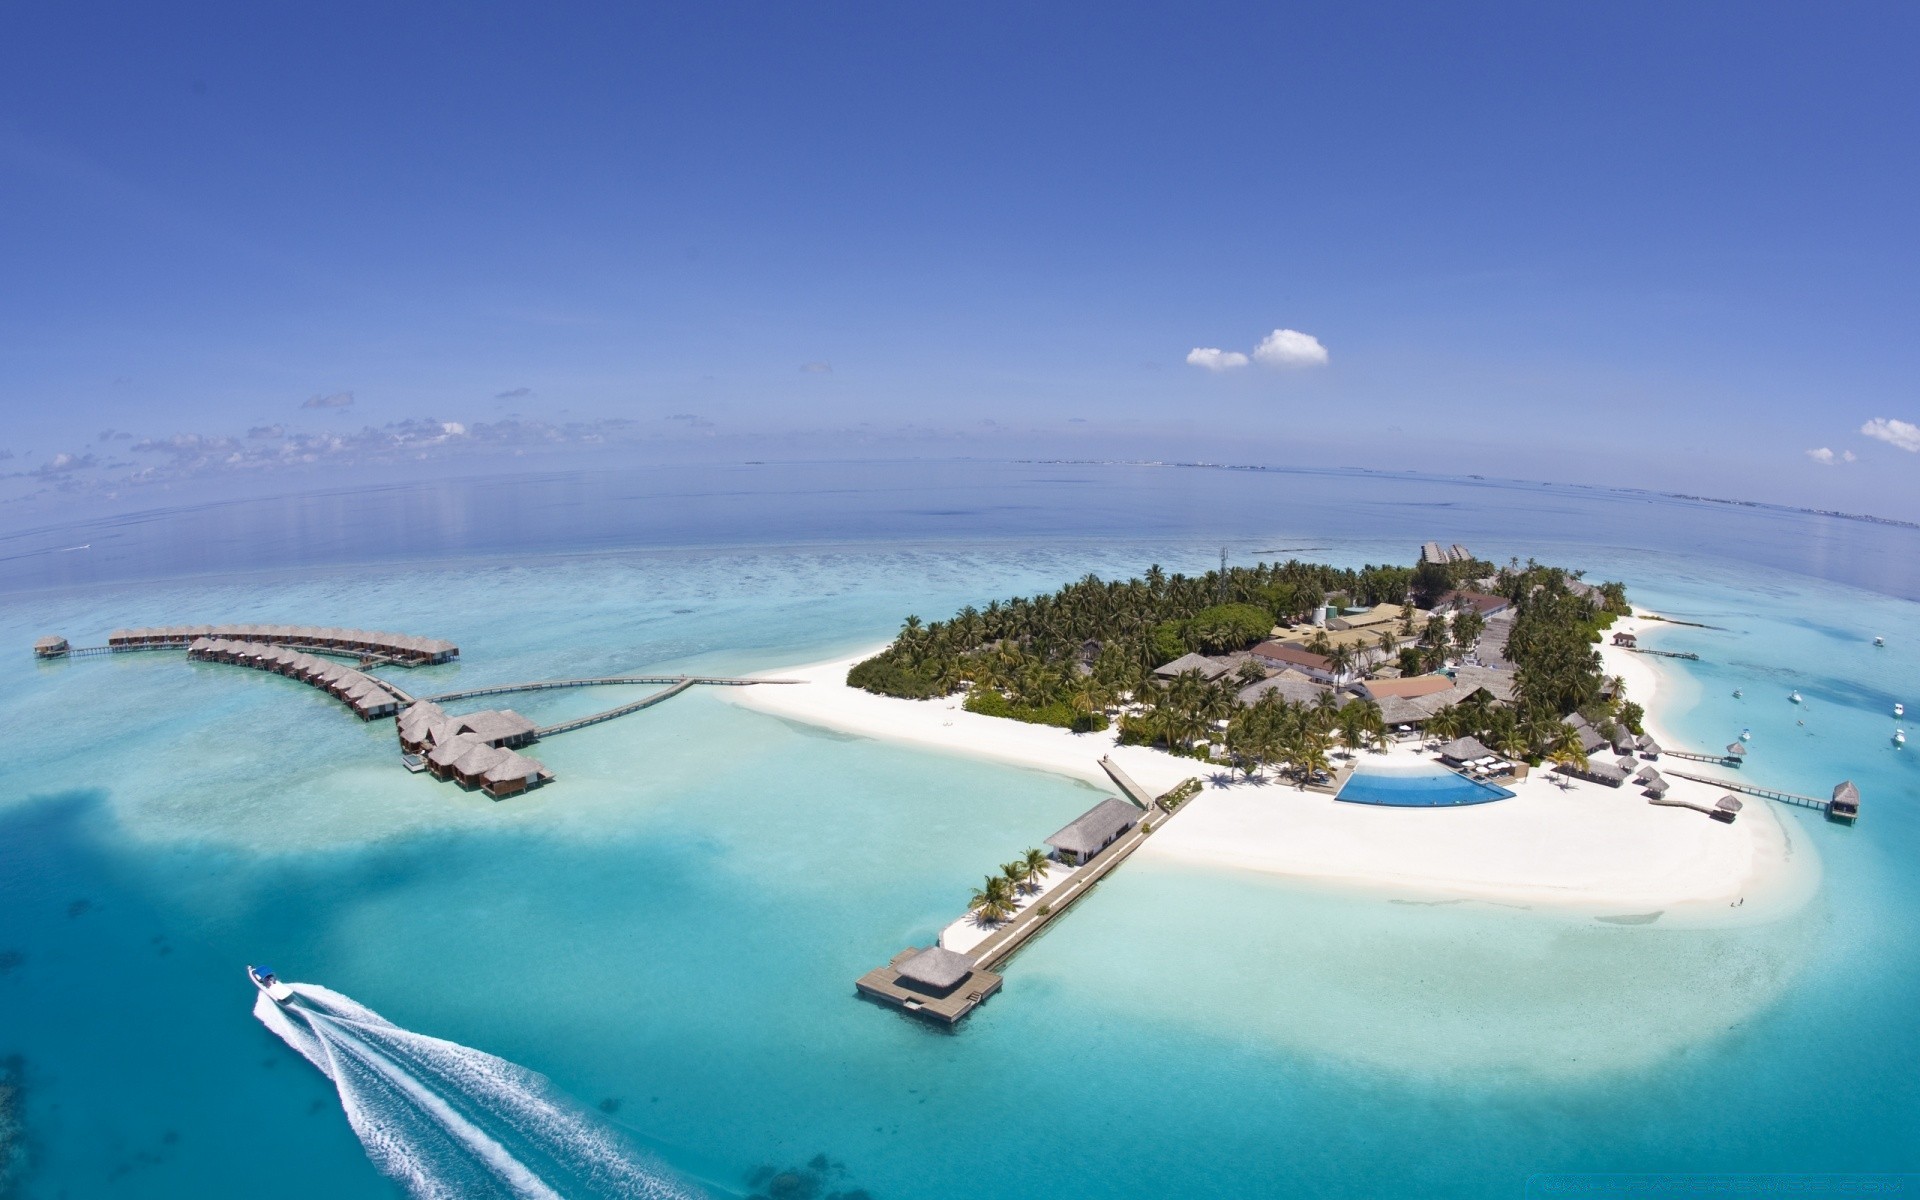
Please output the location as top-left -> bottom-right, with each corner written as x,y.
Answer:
481,752 -> 553,799
33,636 -> 68,659
1713,795 -> 1743,824
855,946 -> 1004,1025
1829,780 -> 1860,824
1045,797 -> 1141,867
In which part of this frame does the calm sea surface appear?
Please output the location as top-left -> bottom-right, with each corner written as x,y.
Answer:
1,461 -> 1915,1198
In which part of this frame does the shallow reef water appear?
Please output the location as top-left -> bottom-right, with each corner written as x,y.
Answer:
0,463 -> 1916,1197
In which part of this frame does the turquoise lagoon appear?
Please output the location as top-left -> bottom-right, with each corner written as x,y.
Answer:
1,462 -> 1917,1197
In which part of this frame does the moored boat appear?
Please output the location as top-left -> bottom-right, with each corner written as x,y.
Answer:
1790,691 -> 1802,704
248,964 -> 295,1003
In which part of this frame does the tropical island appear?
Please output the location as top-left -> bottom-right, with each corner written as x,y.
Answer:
724,545 -> 1817,926
847,549 -> 1636,780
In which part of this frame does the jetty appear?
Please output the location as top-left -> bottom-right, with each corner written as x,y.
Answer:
856,757 -> 1192,1026
34,626 -> 796,798
1663,769 -> 1861,824
1628,647 -> 1702,661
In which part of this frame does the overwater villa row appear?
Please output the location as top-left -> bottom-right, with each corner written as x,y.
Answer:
396,701 -> 554,799
100,624 -> 458,665
187,637 -> 411,719
35,621 -> 803,805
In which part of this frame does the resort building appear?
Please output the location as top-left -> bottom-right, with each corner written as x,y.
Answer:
1045,796 -> 1141,867
1829,780 -> 1860,824
1436,590 -> 1511,618
111,624 -> 457,665
1564,714 -> 1611,756
1420,542 -> 1474,565
1612,631 -> 1638,648
1250,641 -> 1338,682
1153,652 -> 1237,681
1436,736 -> 1494,765
33,636 -> 69,659
1237,668 -> 1334,708
1450,666 -> 1518,705
1325,603 -> 1411,632
1349,675 -> 1455,705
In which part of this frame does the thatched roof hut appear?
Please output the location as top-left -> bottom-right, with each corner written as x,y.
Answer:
1436,736 -> 1493,764
894,946 -> 975,994
1046,796 -> 1140,864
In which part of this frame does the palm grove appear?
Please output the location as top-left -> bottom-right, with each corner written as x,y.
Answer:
848,556 -> 1635,782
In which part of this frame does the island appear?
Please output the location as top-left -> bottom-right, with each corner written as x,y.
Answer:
726,546 -> 1822,942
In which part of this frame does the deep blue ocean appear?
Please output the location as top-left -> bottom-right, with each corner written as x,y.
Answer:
1,461 -> 1915,1198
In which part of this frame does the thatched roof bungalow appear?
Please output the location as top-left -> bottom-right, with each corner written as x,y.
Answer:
1045,796 -> 1141,866
893,946 -> 976,997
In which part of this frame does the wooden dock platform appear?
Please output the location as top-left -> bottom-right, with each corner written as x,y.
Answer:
854,950 -> 1004,1025
1663,769 -> 1822,810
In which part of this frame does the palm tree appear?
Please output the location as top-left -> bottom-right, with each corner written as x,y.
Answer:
1019,847 -> 1052,891
1327,643 -> 1355,685
1001,860 -> 1032,894
969,875 -> 1017,924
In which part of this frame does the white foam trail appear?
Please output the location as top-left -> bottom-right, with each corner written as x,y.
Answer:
255,983 -> 701,1200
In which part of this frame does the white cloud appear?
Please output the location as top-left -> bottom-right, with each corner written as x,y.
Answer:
1186,347 -> 1249,372
1252,328 -> 1330,368
1806,447 -> 1840,465
1861,417 -> 1920,453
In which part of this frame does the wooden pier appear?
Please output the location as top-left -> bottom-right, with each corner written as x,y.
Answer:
1663,769 -> 1860,822
856,757 -> 1196,1026
534,678 -> 698,737
1629,647 -> 1702,661
418,674 -> 793,704
1662,748 -> 1742,767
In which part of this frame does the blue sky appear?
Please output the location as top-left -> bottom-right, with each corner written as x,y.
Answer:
3,2 -> 1917,518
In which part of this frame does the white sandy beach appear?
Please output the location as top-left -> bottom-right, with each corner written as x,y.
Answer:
721,614 -> 1818,923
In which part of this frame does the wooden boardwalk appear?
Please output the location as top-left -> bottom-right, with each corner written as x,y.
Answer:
858,758 -> 1199,1025
1663,748 -> 1741,766
1662,769 -> 1827,811
535,678 -> 698,737
418,674 -> 795,704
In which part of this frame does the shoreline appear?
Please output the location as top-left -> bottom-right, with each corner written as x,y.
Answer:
720,619 -> 1820,925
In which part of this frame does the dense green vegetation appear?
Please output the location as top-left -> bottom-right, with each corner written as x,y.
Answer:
848,554 -> 1632,769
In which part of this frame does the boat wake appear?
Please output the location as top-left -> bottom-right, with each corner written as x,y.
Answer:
254,984 -> 701,1200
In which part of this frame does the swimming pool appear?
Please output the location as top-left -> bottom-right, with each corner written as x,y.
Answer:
1335,762 -> 1516,807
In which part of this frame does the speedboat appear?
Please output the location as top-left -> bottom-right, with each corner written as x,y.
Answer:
1733,688 -> 1743,699
248,964 -> 295,1003
1896,703 -> 1905,718
1875,636 -> 1886,647
1740,728 -> 1751,741
1897,729 -> 1907,747
1789,691 -> 1803,704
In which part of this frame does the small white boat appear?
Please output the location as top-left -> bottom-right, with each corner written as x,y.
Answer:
1874,636 -> 1886,647
1740,728 -> 1751,741
1789,691 -> 1803,704
248,964 -> 295,1003
1733,688 -> 1743,699
1896,703 -> 1905,718
1896,729 -> 1907,747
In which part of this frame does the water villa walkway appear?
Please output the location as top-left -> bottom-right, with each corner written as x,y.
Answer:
33,625 -> 796,799
1662,768 -> 1861,823
856,756 -> 1195,1026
